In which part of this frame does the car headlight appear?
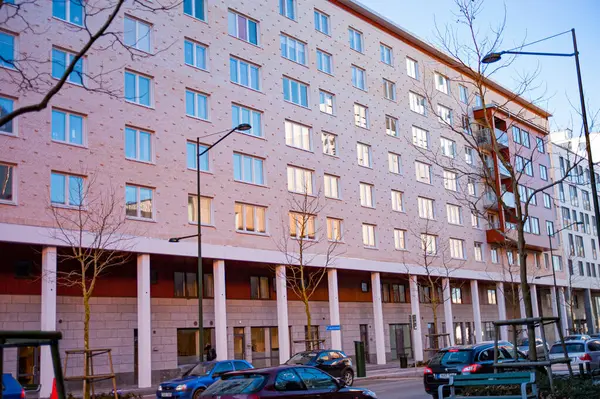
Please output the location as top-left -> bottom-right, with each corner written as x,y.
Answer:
158,386 -> 163,391
175,384 -> 187,391
363,389 -> 377,399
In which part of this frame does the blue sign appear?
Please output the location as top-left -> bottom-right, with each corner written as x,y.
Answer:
326,325 -> 341,331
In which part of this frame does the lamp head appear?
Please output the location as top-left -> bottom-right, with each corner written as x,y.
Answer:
482,52 -> 503,64
237,123 -> 252,131
168,238 -> 180,243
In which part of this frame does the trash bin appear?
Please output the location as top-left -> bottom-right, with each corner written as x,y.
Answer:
354,341 -> 366,378
399,354 -> 408,369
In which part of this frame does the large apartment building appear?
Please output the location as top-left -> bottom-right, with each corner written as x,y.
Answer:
0,0 -> 598,395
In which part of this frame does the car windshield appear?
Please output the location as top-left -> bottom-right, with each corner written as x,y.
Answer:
429,350 -> 472,366
550,343 -> 585,354
184,362 -> 215,377
519,339 -> 529,347
286,352 -> 317,365
203,374 -> 266,395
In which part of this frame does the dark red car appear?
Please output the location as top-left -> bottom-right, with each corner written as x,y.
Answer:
200,365 -> 377,399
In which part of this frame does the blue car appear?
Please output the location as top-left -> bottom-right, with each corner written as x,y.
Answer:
157,360 -> 253,399
2,374 -> 25,399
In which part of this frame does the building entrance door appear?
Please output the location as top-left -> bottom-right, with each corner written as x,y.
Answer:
389,324 -> 412,360
234,327 -> 245,360
17,346 -> 40,390
359,324 -> 370,363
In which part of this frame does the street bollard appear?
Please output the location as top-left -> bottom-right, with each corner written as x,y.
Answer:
354,341 -> 366,378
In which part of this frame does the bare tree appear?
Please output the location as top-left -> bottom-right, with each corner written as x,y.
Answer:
0,0 -> 180,127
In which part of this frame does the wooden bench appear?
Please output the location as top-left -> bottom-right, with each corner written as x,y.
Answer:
438,371 -> 538,399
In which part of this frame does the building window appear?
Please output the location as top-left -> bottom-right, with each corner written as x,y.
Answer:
322,132 -> 337,156
491,247 -> 499,264
412,126 -> 429,149
125,127 -> 152,162
449,238 -> 465,259
232,104 -> 262,137
51,109 -> 84,146
385,115 -> 398,137
451,287 -> 462,304
235,203 -> 267,234
409,92 -> 426,115
406,58 -> 419,79
512,126 -> 522,144
443,170 -> 458,191
474,94 -> 483,107
184,39 -> 207,70
287,166 -> 313,194
359,183 -> 374,208
391,190 -> 403,212
283,76 -> 308,107
186,142 -> 209,171
0,164 -> 15,203
383,79 -> 396,100
522,131 -> 530,148
324,174 -> 340,199
319,91 -> 334,115
185,89 -> 209,120
289,212 -> 316,239
380,44 -> 392,65
279,0 -> 296,20
52,48 -> 83,85
316,49 -> 332,74
440,137 -> 456,158
471,212 -> 480,228
125,184 -> 153,219
188,195 -> 212,225
487,289 -> 497,305
415,161 -> 431,184
418,197 -> 435,220
465,146 -> 474,164
362,224 -> 376,247
553,255 -> 563,271
51,172 -> 84,207
543,193 -> 552,209
0,96 -> 14,134
231,57 -> 260,91
228,10 -> 259,45
348,27 -> 363,52
183,0 -> 206,21
353,103 -> 369,128
280,35 -> 306,65
124,71 -> 152,106
536,137 -> 545,153
459,85 -> 468,103
421,234 -> 437,255
357,142 -> 372,167
52,0 -> 83,25
233,153 -> 264,185
314,9 -> 329,35
285,120 -> 311,151
530,217 -> 540,235
434,73 -> 450,94
388,152 -> 401,174
326,218 -> 342,242
124,16 -> 151,52
474,242 -> 483,262
394,229 -> 406,250
174,272 -> 198,298
351,65 -> 366,90
438,105 -> 453,124
537,164 -> 548,181
250,276 -> 270,299
467,178 -> 477,196
446,204 -> 462,225
582,190 -> 591,211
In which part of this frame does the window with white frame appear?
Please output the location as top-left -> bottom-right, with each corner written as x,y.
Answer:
188,195 -> 212,225
380,43 -> 392,65
187,142 -> 209,171
536,137 -> 545,153
451,287 -> 462,304
285,120 -> 311,151
319,91 -> 334,115
409,92 -> 426,114
124,71 -> 152,106
287,166 -> 313,194
527,187 -> 537,205
465,146 -> 474,164
491,247 -> 499,263
434,73 -> 450,94
322,132 -> 337,156
52,0 -> 83,25
546,220 -> 554,236
467,178 -> 477,196
235,202 -> 267,233
394,229 -> 406,250
279,0 -> 296,20
0,163 -> 14,203
351,65 -> 366,90
388,152 -> 401,174
233,153 -> 264,185
324,174 -> 340,199
459,85 -> 468,103
354,103 -> 369,128
357,142 -> 372,167
512,126 -> 522,144
360,182 -> 374,208
406,57 -> 419,79
543,193 -> 552,209
418,197 -> 435,219
124,16 -> 151,52
0,96 -> 14,134
184,39 -> 207,70
125,126 -> 152,162
327,218 -> 342,241
316,49 -> 332,74
185,89 -> 209,120
449,238 -> 465,259
522,130 -> 531,148
52,48 -> 83,85
443,170 -> 458,191
486,288 -> 497,304
540,164 -> 548,181
438,104 -> 453,124
50,172 -> 84,206
471,211 -> 480,228
383,79 -> 396,100
348,28 -> 363,52
51,109 -> 84,145
230,57 -> 260,90
474,242 -> 483,261
475,93 -> 483,107
232,104 -> 262,137
314,9 -> 330,35
412,126 -> 429,149
362,224 -> 376,247
228,10 -> 259,45
446,204 -> 462,225
385,115 -> 398,137
415,161 -> 431,184
440,137 -> 456,158
125,184 -> 153,219
283,76 -> 308,107
391,190 -> 404,212
421,233 -> 437,255
289,212 -> 315,239
183,0 -> 206,21
280,35 -> 306,65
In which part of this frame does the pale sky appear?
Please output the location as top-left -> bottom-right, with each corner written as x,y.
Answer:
359,0 -> 600,134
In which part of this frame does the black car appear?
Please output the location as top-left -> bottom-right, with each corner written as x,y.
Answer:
423,342 -> 525,398
285,350 -> 355,386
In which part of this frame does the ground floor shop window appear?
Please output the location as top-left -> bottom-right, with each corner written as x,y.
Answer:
389,324 -> 412,360
177,328 -> 215,365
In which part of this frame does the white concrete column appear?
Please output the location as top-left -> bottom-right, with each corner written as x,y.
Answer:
531,284 -> 541,336
518,285 -> 527,318
470,280 -> 483,343
559,288 -> 570,335
327,269 -> 342,350
550,287 -> 560,339
40,247 -> 57,398
276,265 -> 290,363
409,276 -> 424,362
370,272 -> 386,364
136,254 -> 152,388
213,260 -> 227,360
442,278 -> 455,346
496,282 -> 508,341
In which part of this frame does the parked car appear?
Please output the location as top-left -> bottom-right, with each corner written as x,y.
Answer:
285,350 -> 355,386
549,339 -> 600,372
157,360 -> 253,399
2,374 -> 26,399
517,338 -> 550,359
423,343 -> 526,398
564,334 -> 591,341
201,365 -> 377,399
589,333 -> 600,339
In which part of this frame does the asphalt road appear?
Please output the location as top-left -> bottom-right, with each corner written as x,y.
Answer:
357,378 -> 430,399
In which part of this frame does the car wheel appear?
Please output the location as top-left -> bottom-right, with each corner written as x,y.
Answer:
192,387 -> 205,399
342,369 -> 354,386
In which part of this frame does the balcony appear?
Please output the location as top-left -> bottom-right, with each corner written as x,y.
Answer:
484,191 -> 516,210
474,128 -> 509,149
486,221 -> 555,251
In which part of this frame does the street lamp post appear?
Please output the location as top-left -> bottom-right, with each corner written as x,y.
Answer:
169,123 -> 251,362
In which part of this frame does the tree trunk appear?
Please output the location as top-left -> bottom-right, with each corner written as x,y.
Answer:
303,296 -> 312,349
517,237 -> 537,361
83,293 -> 91,399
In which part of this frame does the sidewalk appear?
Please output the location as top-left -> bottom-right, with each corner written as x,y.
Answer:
360,362 -> 424,380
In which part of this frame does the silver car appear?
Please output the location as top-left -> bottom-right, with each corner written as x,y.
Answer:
549,339 -> 600,372
517,338 -> 549,359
